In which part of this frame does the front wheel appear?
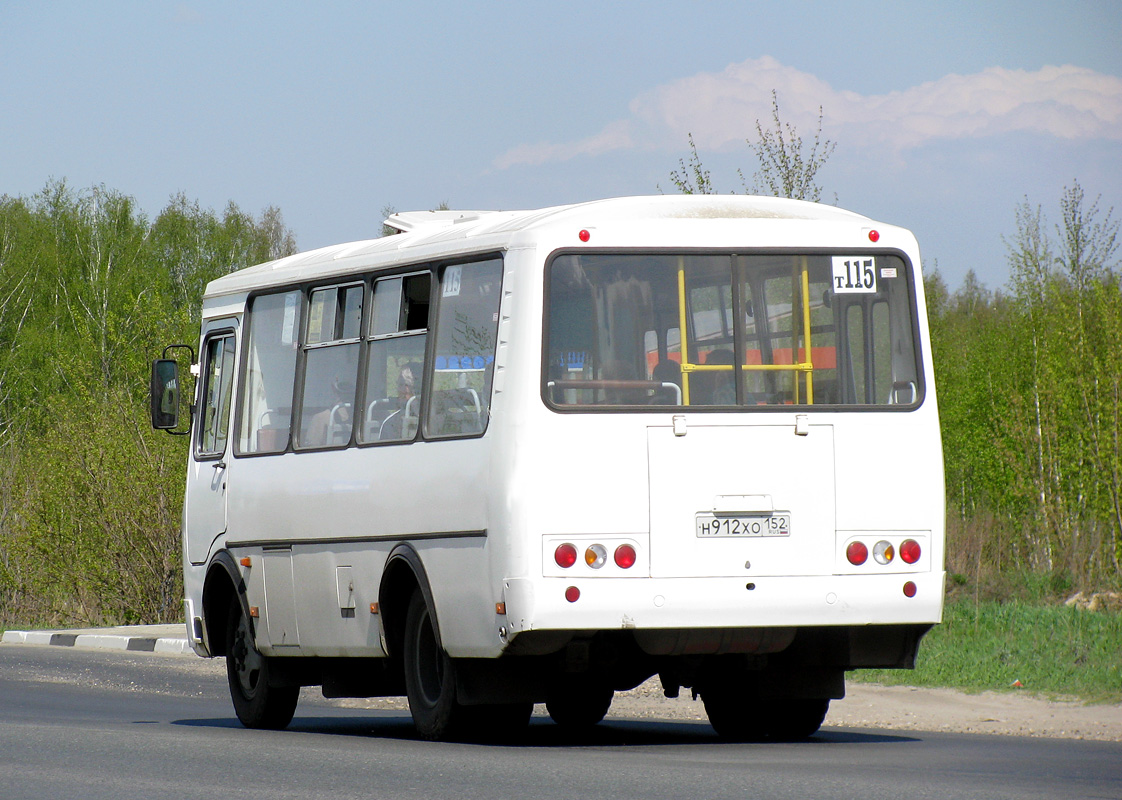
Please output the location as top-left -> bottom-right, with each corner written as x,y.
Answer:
225,599 -> 299,730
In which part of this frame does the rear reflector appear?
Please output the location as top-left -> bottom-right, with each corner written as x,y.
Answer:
565,586 -> 580,603
903,581 -> 917,598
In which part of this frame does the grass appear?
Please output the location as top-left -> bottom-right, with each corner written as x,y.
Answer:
853,597 -> 1122,702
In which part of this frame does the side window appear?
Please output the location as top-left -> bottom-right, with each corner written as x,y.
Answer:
359,273 -> 430,444
237,291 -> 301,454
297,283 -> 363,449
426,258 -> 502,438
198,333 -> 236,458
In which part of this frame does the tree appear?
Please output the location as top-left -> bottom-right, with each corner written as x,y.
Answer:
663,90 -> 836,201
0,181 -> 299,628
663,133 -> 716,195
907,182 -> 1122,592
741,90 -> 836,202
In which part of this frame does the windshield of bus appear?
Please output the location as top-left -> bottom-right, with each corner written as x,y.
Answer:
544,251 -> 921,409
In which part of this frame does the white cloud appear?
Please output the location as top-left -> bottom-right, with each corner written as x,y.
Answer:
494,56 -> 1122,168
492,120 -> 634,169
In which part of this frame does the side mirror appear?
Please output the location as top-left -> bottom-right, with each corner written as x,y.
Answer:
150,358 -> 182,430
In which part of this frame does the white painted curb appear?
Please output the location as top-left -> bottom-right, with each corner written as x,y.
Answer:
2,628 -> 192,655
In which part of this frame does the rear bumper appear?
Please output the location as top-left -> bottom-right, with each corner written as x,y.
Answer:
503,571 -> 944,636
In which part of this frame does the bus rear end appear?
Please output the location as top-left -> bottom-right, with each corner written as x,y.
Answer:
503,208 -> 943,739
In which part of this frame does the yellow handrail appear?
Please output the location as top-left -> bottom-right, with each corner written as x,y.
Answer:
676,261 -> 692,405
800,256 -> 814,404
675,256 -> 815,406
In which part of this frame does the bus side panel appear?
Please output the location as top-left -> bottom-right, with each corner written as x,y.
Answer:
218,438 -> 500,657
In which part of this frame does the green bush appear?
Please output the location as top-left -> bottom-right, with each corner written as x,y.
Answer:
855,598 -> 1122,702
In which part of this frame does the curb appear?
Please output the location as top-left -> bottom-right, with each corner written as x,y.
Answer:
1,626 -> 193,655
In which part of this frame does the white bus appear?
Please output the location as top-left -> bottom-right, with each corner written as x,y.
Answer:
151,195 -> 944,741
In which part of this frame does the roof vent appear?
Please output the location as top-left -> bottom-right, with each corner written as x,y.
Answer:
383,209 -> 494,235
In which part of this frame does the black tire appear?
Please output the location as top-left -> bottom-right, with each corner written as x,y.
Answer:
702,684 -> 829,741
225,599 -> 299,730
700,685 -> 768,742
766,698 -> 830,741
403,590 -> 469,740
402,591 -> 532,741
546,681 -> 614,728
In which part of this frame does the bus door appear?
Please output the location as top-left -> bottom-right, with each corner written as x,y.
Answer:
186,320 -> 239,566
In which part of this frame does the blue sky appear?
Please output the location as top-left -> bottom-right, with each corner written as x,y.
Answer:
2,1 -> 1120,290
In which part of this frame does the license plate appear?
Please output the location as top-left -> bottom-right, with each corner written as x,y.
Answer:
695,513 -> 790,538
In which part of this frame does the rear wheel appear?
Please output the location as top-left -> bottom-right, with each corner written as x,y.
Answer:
766,698 -> 830,741
403,591 -> 531,741
700,684 -> 768,742
225,599 -> 298,730
546,681 -> 614,728
701,682 -> 829,741
403,591 -> 470,740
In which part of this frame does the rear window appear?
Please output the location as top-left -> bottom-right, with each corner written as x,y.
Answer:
544,251 -> 921,409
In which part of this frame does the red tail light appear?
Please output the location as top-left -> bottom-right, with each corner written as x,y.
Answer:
846,541 -> 868,566
900,539 -> 921,564
614,544 -> 637,569
555,543 -> 578,568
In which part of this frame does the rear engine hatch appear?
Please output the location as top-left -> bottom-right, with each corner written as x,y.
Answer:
648,422 -> 835,578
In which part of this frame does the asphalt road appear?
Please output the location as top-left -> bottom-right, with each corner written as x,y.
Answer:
1,643 -> 1119,800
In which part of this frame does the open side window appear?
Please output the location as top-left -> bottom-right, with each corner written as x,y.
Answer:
360,272 -> 430,444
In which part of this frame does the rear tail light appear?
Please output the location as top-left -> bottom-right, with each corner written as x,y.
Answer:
554,543 -> 578,568
584,544 -> 607,569
872,541 -> 895,565
614,544 -> 637,569
846,541 -> 868,566
846,537 -> 923,571
900,539 -> 921,564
